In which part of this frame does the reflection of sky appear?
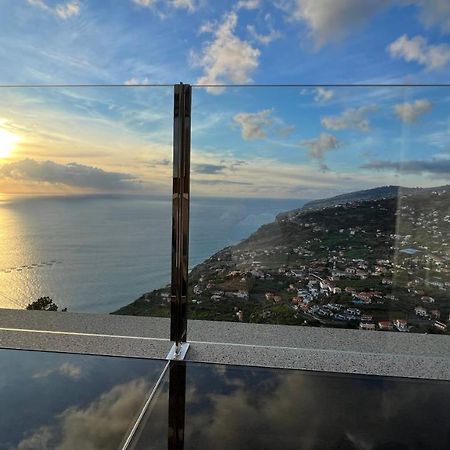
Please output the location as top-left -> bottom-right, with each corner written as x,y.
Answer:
134,362 -> 450,450
0,349 -> 165,449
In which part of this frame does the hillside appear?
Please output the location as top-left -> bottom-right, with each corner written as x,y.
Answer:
114,186 -> 450,334
276,185 -> 449,220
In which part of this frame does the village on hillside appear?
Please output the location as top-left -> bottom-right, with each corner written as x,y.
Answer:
116,188 -> 450,335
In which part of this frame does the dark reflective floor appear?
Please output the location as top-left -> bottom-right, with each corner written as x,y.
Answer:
131,361 -> 450,450
0,349 -> 166,450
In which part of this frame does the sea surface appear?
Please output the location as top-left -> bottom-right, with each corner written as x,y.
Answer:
0,195 -> 305,313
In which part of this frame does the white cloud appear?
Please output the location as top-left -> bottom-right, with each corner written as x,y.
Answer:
193,12 -> 260,93
171,0 -> 195,10
247,25 -> 281,45
132,0 -> 157,6
314,87 -> 334,103
321,105 -> 377,132
55,1 -> 80,19
283,0 -> 389,47
132,0 -> 195,10
394,99 -> 433,123
237,0 -> 261,10
234,109 -> 273,140
27,0 -> 81,19
299,133 -> 340,161
388,34 -> 450,71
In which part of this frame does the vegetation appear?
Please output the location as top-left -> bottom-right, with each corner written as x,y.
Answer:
114,186 -> 449,335
26,297 -> 67,312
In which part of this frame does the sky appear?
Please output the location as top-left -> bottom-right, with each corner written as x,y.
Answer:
0,0 -> 449,198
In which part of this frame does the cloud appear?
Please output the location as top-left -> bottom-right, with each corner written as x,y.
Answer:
193,179 -> 252,186
388,34 -> 450,71
192,12 -> 260,93
247,25 -> 281,45
233,109 -> 273,140
147,157 -> 171,167
193,163 -> 228,174
283,0 -> 389,48
132,0 -> 195,10
237,0 -> 261,9
321,105 -> 377,132
0,159 -> 140,192
17,378 -> 151,450
171,0 -> 195,10
394,99 -> 432,123
132,0 -> 157,6
124,77 -> 150,85
299,133 -> 340,161
55,1 -> 80,19
314,87 -> 334,103
278,126 -> 296,138
408,0 -> 450,33
33,363 -> 83,381
275,1 -> 450,48
27,0 -> 81,19
361,158 -> 450,176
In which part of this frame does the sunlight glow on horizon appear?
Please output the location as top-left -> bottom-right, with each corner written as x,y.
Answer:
0,128 -> 20,159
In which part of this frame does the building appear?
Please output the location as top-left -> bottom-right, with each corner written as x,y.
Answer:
393,319 -> 408,332
378,321 -> 394,331
415,306 -> 428,317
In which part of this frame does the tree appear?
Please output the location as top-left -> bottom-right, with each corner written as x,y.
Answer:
26,297 -> 66,311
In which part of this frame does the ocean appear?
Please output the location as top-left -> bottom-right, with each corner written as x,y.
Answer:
0,195 -> 305,313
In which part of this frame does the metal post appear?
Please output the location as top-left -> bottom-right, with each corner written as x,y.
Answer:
170,83 -> 191,345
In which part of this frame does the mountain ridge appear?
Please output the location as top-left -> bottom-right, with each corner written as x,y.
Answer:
276,185 -> 449,221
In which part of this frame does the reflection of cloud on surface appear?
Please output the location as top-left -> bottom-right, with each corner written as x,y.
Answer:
0,159 -> 141,192
33,363 -> 83,381
16,378 -> 150,450
181,364 -> 447,450
17,425 -> 52,450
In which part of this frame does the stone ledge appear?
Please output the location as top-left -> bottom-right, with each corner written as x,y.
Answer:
0,309 -> 448,380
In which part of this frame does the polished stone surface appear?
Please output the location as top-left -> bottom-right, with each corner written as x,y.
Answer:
0,348 -> 166,450
131,361 -> 450,450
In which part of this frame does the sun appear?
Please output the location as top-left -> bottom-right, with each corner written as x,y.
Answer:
0,128 -> 20,158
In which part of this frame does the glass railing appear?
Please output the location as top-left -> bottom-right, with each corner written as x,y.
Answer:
0,83 -> 448,450
187,85 -> 449,336
0,84 -> 448,340
0,86 -> 172,331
